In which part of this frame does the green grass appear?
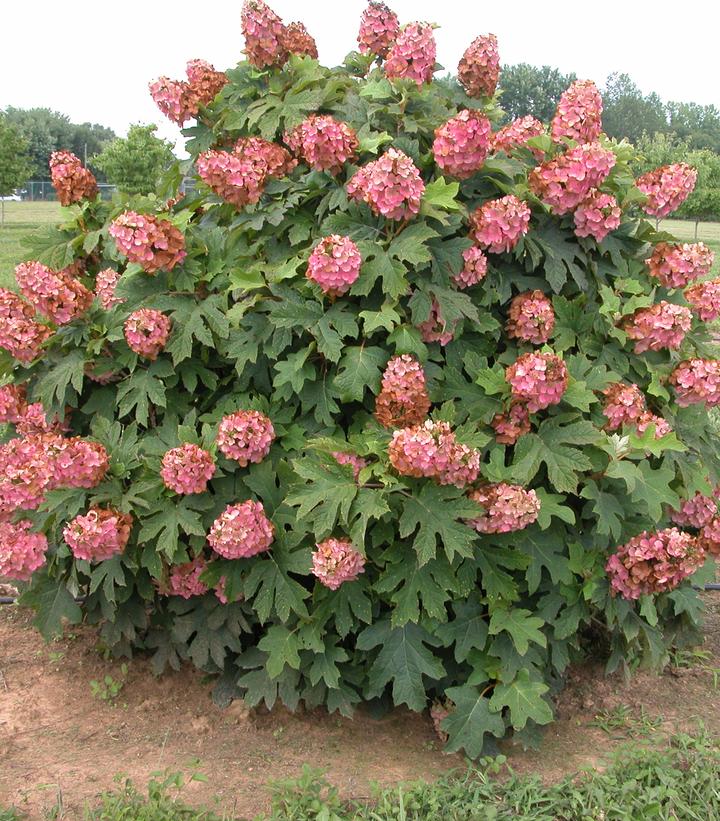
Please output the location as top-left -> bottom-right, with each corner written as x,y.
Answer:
3,730 -> 718,820
0,201 -> 62,289
662,218 -> 720,275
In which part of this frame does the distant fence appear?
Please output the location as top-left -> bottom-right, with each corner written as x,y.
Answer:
20,178 -> 197,201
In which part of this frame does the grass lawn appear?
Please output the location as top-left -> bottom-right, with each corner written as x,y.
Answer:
0,201 -> 62,289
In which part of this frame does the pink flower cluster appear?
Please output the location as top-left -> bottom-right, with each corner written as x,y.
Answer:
466,483 -> 540,534
491,116 -> 545,158
282,22 -> 318,58
606,527 -> 703,600
357,1 -> 399,58
241,0 -> 288,67
458,34 -> 499,98
63,507 -> 133,562
167,557 -> 209,599
15,403 -> 67,437
430,701 -> 452,743
623,301 -> 692,354
0,289 -> 53,364
417,299 -> 455,346
109,211 -> 186,274
601,382 -> 647,430
149,59 -> 227,126
0,384 -> 27,424
284,115 -> 358,175
217,410 -> 274,466
124,309 -> 172,361
433,110 -> 491,179
670,359 -> 720,407
197,138 -> 296,210
468,195 -> 531,254
699,518 -> 720,557
332,451 -> 368,481
550,80 -> 603,144
347,148 -> 424,221
375,354 -> 431,428
384,22 -> 436,86
636,163 -> 697,219
505,352 -> 568,412
506,290 -> 555,345
636,413 -> 672,439
49,150 -> 98,206
0,520 -> 48,581
311,537 -> 366,590
306,235 -> 362,297
646,242 -> 714,289
15,261 -> 92,325
454,246 -> 488,290
685,279 -> 720,322
491,403 -> 531,445
208,500 -> 274,558
54,438 -> 110,488
388,420 -> 480,488
528,143 -> 616,215
161,444 -> 215,495
94,268 -> 124,310
573,189 -> 621,242
671,492 -> 717,529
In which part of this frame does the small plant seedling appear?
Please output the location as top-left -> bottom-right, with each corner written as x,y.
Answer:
90,663 -> 128,703
590,704 -> 662,738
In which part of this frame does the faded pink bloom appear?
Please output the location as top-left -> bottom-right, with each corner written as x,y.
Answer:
358,1 -> 399,58
94,268 -> 125,310
49,150 -> 98,206
109,211 -> 186,274
670,359 -> 720,407
384,22 -> 436,86
506,290 -> 555,345
332,451 -> 368,481
161,444 -> 216,495
0,520 -> 47,581
602,383 -> 647,431
184,59 -> 227,104
312,537 -> 366,590
647,242 -> 714,289
167,556 -> 209,599
0,289 -> 53,363
284,115 -> 358,174
433,110 -> 491,179
282,22 -> 318,58
53,438 -> 109,489
637,163 -> 697,219
149,77 -> 198,126
0,436 -> 54,515
505,352 -> 568,412
63,507 -> 133,562
623,301 -> 692,354
217,410 -> 275,466
699,517 -> 720,557
551,80 -> 603,144
606,528 -> 703,600
347,148 -> 424,221
671,492 -> 717,529
685,279 -> 720,322
635,412 -> 672,439
241,0 -> 288,68
375,354 -> 431,428
491,403 -> 531,445
15,402 -> 68,437
528,143 -> 616,215
0,385 -> 27,424
124,309 -> 172,361
491,116 -> 545,158
469,195 -> 531,254
573,189 -> 621,242
458,34 -> 499,98
208,500 -> 275,559
15,261 -> 92,325
417,299 -> 455,346
467,483 -> 540,534
307,235 -> 362,297
453,246 -> 488,290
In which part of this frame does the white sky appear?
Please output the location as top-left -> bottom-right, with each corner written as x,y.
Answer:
3,0 -> 719,155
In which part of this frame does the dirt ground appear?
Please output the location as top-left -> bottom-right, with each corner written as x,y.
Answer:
1,594 -> 719,820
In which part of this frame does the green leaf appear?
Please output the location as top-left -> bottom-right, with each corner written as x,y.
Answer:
489,670 -> 553,730
516,528 -> 573,595
399,484 -> 480,565
286,460 -> 358,536
333,345 -> 386,402
436,597 -> 489,662
258,625 -> 301,678
488,607 -> 546,655
34,349 -> 85,411
388,224 -> 439,266
244,537 -> 311,623
605,459 -> 680,521
116,360 -> 174,426
580,480 -> 624,540
441,685 -> 505,757
20,572 -> 82,640
137,496 -> 212,560
357,621 -> 445,711
534,489 -> 576,530
421,177 -> 461,211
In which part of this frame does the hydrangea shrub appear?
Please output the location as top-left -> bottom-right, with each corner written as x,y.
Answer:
1,0 -> 719,757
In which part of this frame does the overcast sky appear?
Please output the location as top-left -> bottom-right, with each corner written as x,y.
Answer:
3,0 -> 719,154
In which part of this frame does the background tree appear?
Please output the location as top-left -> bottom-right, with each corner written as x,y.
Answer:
497,63 -> 576,123
666,102 -> 720,153
0,115 -> 32,224
92,124 -> 176,196
602,73 -> 667,145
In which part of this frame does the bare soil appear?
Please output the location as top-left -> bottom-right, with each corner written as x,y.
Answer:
1,595 -> 719,820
